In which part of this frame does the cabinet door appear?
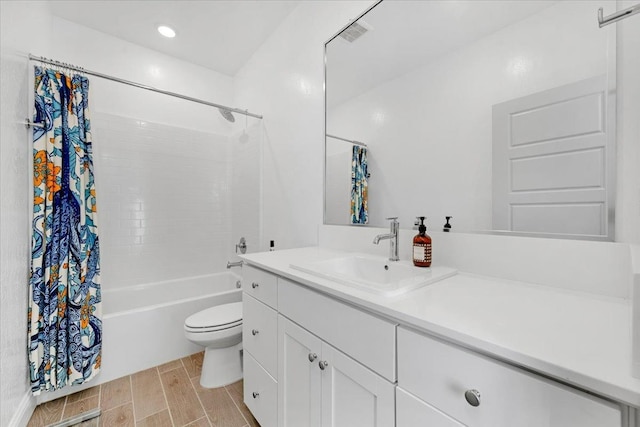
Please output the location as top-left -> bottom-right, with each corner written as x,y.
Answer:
320,342 -> 395,427
278,315 -> 322,427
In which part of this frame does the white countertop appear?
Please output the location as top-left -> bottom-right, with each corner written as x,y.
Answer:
240,246 -> 640,407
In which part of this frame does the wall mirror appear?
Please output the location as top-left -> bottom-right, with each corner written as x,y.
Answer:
324,0 -> 617,240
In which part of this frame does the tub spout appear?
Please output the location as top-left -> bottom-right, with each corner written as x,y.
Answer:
227,260 -> 243,269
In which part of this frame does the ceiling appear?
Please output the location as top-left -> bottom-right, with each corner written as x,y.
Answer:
49,1 -> 299,76
326,0 -> 559,107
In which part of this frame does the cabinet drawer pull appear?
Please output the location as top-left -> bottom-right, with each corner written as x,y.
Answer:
308,353 -> 317,362
251,329 -> 259,336
251,282 -> 259,289
252,392 -> 260,399
464,389 -> 481,407
319,360 -> 329,370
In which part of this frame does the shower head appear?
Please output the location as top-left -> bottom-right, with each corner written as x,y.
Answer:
218,108 -> 235,123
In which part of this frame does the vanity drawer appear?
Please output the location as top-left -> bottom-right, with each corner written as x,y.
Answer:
244,352 -> 277,427
278,278 -> 396,382
243,264 -> 278,309
243,293 -> 278,378
397,327 -> 622,427
397,387 -> 464,427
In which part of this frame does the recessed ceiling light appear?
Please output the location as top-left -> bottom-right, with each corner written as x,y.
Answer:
157,25 -> 176,38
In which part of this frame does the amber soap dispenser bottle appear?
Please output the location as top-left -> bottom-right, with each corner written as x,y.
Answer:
413,216 -> 432,267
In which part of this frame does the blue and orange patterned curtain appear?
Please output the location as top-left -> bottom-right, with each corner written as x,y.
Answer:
350,145 -> 368,224
28,66 -> 101,394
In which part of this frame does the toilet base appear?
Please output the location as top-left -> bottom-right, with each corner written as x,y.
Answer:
200,342 -> 243,388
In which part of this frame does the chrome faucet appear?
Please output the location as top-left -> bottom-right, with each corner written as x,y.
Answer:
373,217 -> 399,261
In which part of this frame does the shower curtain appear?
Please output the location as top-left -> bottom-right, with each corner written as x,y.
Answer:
350,145 -> 368,224
28,66 -> 102,394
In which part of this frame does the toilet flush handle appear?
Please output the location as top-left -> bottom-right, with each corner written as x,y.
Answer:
251,329 -> 259,336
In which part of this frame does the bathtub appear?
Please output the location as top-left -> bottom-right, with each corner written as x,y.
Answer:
37,272 -> 241,404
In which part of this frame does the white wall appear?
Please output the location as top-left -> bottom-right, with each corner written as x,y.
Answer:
327,1 -> 614,233
0,2 -> 53,424
233,0 -> 373,251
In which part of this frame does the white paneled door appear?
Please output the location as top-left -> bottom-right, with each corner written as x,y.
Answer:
492,75 -> 614,238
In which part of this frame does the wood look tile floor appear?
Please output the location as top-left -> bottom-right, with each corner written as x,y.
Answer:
27,352 -> 260,427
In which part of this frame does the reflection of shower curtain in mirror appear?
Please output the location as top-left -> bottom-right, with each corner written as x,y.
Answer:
351,145 -> 368,224
28,66 -> 102,394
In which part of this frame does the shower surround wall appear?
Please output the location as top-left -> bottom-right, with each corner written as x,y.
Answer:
93,112 -> 234,288
230,121 -> 264,257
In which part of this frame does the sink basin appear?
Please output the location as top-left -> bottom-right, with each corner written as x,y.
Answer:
291,254 -> 456,297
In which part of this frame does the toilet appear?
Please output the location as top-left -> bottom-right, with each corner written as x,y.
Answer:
184,302 -> 243,388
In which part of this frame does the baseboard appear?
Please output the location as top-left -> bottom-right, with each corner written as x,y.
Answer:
9,391 -> 36,427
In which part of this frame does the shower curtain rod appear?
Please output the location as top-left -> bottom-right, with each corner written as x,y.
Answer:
598,3 -> 640,27
326,133 -> 367,147
28,54 -> 263,119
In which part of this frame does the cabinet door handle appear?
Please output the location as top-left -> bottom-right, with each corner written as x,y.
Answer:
308,353 -> 317,362
319,360 -> 329,370
252,392 -> 260,399
251,329 -> 259,336
251,282 -> 259,289
464,389 -> 481,407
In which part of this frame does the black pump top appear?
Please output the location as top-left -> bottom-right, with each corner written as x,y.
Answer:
417,216 -> 426,235
443,216 -> 452,232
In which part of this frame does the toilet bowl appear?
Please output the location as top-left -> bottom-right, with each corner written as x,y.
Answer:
184,302 -> 243,388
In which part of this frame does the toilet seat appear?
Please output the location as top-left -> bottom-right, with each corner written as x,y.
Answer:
184,302 -> 242,333
183,301 -> 244,388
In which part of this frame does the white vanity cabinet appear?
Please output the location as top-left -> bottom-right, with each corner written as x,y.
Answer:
242,265 -> 279,427
397,327 -> 624,427
242,262 -> 633,427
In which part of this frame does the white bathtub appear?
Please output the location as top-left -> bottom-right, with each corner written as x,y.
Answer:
37,272 -> 241,404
